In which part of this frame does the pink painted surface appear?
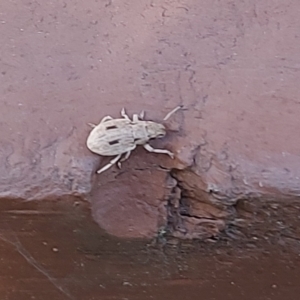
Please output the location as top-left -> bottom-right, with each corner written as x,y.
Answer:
0,0 -> 299,238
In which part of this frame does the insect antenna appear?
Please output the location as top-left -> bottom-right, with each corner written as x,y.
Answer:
163,105 -> 185,121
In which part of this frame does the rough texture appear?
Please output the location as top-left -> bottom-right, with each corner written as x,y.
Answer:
1,198 -> 300,300
1,0 -> 300,238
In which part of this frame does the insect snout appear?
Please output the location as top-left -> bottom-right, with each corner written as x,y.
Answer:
146,122 -> 166,139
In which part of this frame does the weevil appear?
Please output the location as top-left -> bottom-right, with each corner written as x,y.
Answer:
86,105 -> 183,174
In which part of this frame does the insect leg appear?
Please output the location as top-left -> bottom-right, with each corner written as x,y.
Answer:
139,110 -> 145,119
133,110 -> 144,122
121,108 -> 131,120
96,154 -> 122,174
132,114 -> 139,122
117,151 -> 132,168
100,116 -> 113,124
143,144 -> 174,159
87,123 -> 96,128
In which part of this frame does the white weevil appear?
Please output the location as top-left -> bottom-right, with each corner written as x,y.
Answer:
86,105 -> 183,174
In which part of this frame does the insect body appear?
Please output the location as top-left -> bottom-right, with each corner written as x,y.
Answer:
86,106 -> 182,174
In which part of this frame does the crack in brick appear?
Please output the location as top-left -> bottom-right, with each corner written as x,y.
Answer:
164,169 -> 228,240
